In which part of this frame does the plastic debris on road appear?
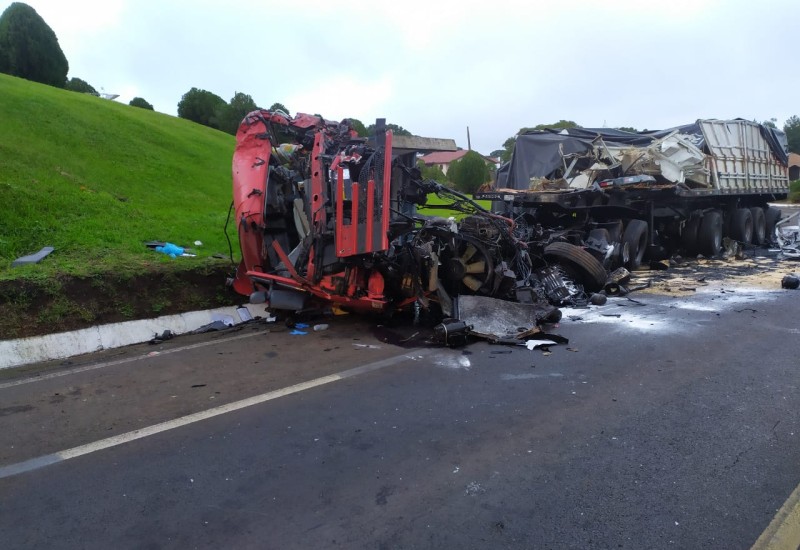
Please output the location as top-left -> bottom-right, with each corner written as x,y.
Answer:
526,339 -> 557,350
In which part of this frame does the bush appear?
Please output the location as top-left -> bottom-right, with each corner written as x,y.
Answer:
65,77 -> 98,95
447,151 -> 491,194
129,97 -> 154,110
790,180 -> 800,203
177,87 -> 226,129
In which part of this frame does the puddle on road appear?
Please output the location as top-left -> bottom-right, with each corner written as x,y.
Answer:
562,285 -> 781,334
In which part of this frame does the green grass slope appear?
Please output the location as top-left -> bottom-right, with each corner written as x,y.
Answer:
790,180 -> 800,203
0,73 -> 237,280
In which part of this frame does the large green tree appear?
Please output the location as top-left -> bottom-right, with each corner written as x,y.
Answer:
0,2 -> 68,87
784,115 -> 800,154
269,102 -> 290,115
218,92 -> 259,135
499,120 -> 580,162
65,77 -> 97,95
417,159 -> 447,184
348,118 -> 368,137
129,97 -> 154,110
448,151 -> 490,194
177,87 -> 226,129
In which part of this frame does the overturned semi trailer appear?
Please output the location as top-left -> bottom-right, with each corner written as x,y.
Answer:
480,119 -> 790,266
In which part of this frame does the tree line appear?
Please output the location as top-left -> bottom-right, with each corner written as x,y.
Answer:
4,1 -> 796,188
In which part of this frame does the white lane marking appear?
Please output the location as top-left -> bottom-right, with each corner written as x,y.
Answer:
501,373 -> 563,381
0,331 -> 266,390
0,350 -> 431,480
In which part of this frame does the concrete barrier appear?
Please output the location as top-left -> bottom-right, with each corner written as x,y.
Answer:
0,304 -> 265,370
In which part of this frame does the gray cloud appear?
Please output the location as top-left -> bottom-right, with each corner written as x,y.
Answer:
21,0 -> 800,154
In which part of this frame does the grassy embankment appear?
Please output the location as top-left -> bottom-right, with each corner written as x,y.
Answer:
417,193 -> 492,219
0,73 -> 237,276
0,73 -> 240,337
790,180 -> 800,203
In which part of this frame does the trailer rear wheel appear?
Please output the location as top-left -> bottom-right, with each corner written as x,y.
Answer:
682,210 -> 703,254
622,220 -> 648,271
729,208 -> 753,243
765,206 -> 782,243
544,242 -> 607,292
749,207 -> 766,245
697,210 -> 722,256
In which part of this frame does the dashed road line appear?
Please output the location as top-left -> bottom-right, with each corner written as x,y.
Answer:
0,349 -> 430,480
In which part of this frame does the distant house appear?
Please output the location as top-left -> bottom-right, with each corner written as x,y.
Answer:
420,150 -> 499,175
789,152 -> 800,181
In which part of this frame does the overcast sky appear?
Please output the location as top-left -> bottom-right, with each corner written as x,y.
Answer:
16,0 -> 800,154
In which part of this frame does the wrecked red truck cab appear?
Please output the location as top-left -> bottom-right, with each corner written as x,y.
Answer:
230,110 -> 605,333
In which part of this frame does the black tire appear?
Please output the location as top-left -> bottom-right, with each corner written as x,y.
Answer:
765,206 -> 782,243
749,207 -> 766,245
682,210 -> 703,254
729,208 -> 753,243
544,242 -> 607,292
697,210 -> 722,256
622,219 -> 648,271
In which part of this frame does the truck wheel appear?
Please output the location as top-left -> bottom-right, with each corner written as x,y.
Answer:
622,220 -> 648,271
729,208 -> 753,243
765,206 -> 782,243
682,210 -> 703,254
697,210 -> 722,256
749,207 -> 766,245
544,242 -> 607,292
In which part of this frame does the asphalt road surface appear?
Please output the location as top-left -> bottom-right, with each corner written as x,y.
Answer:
1,276 -> 799,549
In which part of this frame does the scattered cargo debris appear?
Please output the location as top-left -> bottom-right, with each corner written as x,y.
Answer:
782,274 -> 800,289
433,319 -> 471,347
12,246 -> 54,267
455,295 -> 560,342
776,212 -> 800,259
149,329 -> 174,344
145,241 -> 196,258
192,320 -> 234,334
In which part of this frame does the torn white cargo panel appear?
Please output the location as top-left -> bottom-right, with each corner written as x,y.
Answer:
700,119 -> 789,194
609,132 -> 709,187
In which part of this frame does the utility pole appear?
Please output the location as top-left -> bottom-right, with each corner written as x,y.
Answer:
467,126 -> 471,151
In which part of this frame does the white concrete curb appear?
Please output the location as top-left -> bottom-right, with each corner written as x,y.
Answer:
0,304 -> 266,370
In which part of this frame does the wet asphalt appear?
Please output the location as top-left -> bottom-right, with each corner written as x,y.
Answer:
0,284 -> 799,549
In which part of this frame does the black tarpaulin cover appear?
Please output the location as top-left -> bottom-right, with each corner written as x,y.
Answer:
502,120 -> 788,190
504,133 -> 594,190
